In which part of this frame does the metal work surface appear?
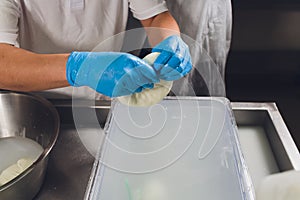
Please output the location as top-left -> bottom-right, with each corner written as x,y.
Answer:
34,100 -> 110,200
34,125 -> 95,200
32,100 -> 300,200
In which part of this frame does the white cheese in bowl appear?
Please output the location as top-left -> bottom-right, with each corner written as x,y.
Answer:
0,137 -> 43,186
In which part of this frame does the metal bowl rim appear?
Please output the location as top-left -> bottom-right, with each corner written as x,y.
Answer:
0,91 -> 60,190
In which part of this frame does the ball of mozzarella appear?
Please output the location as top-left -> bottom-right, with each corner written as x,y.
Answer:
118,52 -> 173,107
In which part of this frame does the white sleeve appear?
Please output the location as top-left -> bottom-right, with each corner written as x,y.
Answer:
129,0 -> 168,20
0,0 -> 20,46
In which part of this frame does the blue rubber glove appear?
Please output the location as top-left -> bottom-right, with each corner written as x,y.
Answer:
66,52 -> 159,97
152,35 -> 192,81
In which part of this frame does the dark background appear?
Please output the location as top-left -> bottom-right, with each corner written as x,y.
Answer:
226,0 -> 300,149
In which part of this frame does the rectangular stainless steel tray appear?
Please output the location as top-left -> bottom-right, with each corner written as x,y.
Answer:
33,99 -> 300,200
85,97 -> 254,200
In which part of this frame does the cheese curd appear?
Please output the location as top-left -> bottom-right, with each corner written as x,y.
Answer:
118,52 -> 173,107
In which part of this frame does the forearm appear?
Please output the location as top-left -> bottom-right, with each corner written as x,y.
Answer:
0,44 -> 69,91
141,11 -> 180,46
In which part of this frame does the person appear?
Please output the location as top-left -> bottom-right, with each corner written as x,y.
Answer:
0,0 -> 192,99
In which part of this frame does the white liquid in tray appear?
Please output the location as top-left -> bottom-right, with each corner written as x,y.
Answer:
0,137 -> 44,185
92,100 -> 253,200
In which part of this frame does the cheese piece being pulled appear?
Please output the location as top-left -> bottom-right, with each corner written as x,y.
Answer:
118,52 -> 173,107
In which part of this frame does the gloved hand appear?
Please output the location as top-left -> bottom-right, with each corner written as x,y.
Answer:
66,52 -> 159,97
152,35 -> 192,81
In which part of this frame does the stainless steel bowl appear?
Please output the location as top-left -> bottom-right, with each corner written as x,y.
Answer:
0,91 -> 60,200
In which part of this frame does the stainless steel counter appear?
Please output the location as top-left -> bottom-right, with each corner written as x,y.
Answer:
34,125 -> 94,200
33,100 -> 300,199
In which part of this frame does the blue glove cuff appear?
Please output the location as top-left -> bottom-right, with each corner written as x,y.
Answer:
66,51 -> 89,86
